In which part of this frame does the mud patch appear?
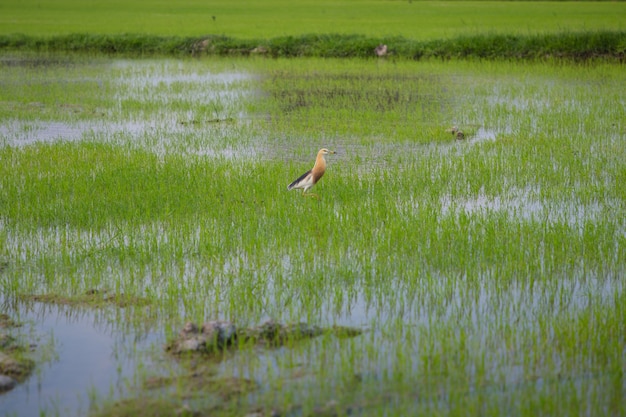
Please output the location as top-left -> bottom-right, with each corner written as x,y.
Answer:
90,397 -> 199,417
166,320 -> 362,355
0,314 -> 35,394
145,371 -> 257,401
109,320 -> 365,416
97,367 -> 261,417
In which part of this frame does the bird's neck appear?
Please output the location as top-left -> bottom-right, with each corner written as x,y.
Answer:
313,155 -> 326,171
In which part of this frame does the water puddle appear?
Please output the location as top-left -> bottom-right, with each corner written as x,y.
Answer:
0,61 -> 259,158
439,186 -> 614,230
0,121 -> 89,146
468,126 -> 498,143
113,67 -> 252,106
0,301 -> 157,417
0,114 -> 262,162
0,262 -> 620,415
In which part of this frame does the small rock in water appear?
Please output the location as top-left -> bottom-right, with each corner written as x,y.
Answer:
0,352 -> 20,375
255,320 -> 282,340
166,321 -> 237,354
0,374 -> 17,392
180,338 -> 202,352
180,321 -> 199,337
202,320 -> 237,347
0,332 -> 15,349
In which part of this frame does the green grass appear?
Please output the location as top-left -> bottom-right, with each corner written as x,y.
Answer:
2,30 -> 625,60
1,1 -> 625,60
1,55 -> 625,415
1,0 -> 625,39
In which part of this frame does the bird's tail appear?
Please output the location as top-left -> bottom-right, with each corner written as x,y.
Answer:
287,170 -> 310,191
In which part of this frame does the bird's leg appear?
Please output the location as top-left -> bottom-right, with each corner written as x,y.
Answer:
302,191 -> 320,200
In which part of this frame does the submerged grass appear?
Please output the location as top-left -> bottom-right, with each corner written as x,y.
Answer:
0,55 -> 625,415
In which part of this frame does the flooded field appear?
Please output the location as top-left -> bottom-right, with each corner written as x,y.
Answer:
0,54 -> 624,416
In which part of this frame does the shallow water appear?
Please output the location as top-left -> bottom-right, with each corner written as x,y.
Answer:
0,301 -> 158,417
1,270 -> 621,416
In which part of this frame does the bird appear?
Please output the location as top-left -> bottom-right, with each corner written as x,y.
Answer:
375,44 -> 388,57
287,148 -> 336,199
448,126 -> 465,140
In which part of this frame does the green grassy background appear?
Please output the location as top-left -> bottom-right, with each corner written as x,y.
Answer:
1,0 -> 625,39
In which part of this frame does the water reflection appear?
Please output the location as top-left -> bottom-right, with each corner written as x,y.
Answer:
0,300 -> 158,417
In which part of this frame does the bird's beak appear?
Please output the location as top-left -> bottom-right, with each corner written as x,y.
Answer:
330,150 -> 337,154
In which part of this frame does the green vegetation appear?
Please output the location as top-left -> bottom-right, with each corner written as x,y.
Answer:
2,0 -> 625,39
1,31 -> 625,60
0,54 -> 624,415
1,0 -> 625,59
2,0 -> 624,413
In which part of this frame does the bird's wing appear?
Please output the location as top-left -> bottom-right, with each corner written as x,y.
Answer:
311,167 -> 325,183
288,169 -> 312,190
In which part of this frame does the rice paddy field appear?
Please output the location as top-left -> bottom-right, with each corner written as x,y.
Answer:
0,52 -> 624,416
0,1 -> 625,415
2,0 -> 625,39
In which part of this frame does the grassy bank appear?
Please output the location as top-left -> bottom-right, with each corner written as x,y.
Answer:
1,30 -> 625,60
2,0 -> 625,60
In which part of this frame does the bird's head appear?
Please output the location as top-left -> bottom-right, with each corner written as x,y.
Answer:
319,148 -> 336,156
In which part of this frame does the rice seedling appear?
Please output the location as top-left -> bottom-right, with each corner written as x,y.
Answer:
0,54 -> 624,416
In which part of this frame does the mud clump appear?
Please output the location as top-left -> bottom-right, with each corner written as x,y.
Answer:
165,321 -> 238,355
239,320 -> 323,346
166,319 -> 362,355
0,314 -> 35,394
0,352 -> 34,384
113,321 -> 363,417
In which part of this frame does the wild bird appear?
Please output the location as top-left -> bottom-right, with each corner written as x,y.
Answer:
287,148 -> 336,199
448,126 -> 465,140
